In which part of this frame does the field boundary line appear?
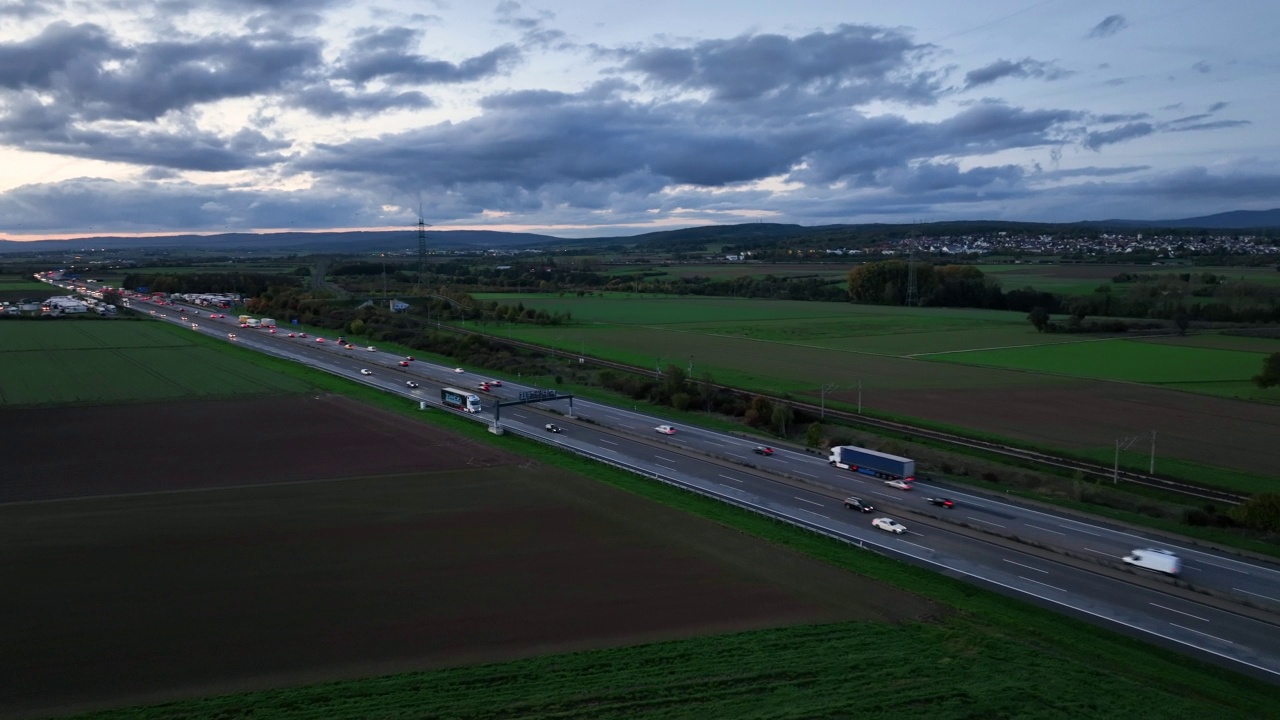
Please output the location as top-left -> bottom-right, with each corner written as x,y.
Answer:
0,472 -> 473,507
905,334 -> 1160,358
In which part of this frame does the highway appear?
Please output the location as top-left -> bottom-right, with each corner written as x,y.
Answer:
105,291 -> 1280,680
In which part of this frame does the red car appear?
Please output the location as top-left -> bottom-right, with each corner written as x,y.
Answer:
399,361 -> 409,367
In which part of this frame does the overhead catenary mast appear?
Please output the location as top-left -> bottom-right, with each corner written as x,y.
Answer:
417,201 -> 429,292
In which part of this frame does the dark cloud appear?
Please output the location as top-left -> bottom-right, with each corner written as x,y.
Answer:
14,124 -> 291,171
1207,101 -> 1229,112
1167,119 -> 1250,132
0,0 -> 61,18
0,23 -> 128,90
0,23 -> 323,122
1087,14 -> 1128,39
1095,112 -> 1149,123
495,0 -> 567,48
963,58 -> 1069,89
0,178 -> 375,234
1083,122 -> 1155,150
1191,61 -> 1211,73
336,43 -> 521,85
619,24 -> 938,104
292,84 -> 433,117
1036,165 -> 1150,180
888,162 -> 1024,194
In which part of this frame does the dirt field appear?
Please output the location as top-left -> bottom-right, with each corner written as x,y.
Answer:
863,382 -> 1280,478
0,394 -> 517,503
0,396 -> 939,719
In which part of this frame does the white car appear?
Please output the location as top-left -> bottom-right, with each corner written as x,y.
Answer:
454,367 -> 464,373
359,368 -> 373,376
406,380 -> 420,389
872,517 -> 907,534
366,346 -> 377,352
655,425 -> 676,435
884,479 -> 913,491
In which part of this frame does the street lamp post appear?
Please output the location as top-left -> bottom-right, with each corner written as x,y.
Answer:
656,355 -> 667,376
1150,430 -> 1157,474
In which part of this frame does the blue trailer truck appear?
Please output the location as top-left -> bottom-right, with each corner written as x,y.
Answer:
828,446 -> 915,481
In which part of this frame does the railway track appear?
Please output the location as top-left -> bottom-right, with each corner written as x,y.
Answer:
438,322 -> 1249,505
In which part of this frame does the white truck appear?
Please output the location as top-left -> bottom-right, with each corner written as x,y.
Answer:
245,318 -> 262,328
260,317 -> 277,327
1122,548 -> 1181,577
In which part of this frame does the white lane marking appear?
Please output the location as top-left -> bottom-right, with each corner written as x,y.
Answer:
1004,559 -> 1049,575
1170,624 -> 1234,645
868,490 -> 894,498
968,516 -> 1005,528
1210,563 -> 1252,576
719,474 -> 743,483
655,455 -> 676,463
599,439 -> 618,446
1064,526 -> 1105,537
1083,547 -> 1114,557
1183,564 -> 1204,572
1025,523 -> 1066,536
726,453 -> 745,459
794,496 -> 824,507
1233,587 -> 1280,604
900,540 -> 932,552
1150,603 -> 1209,622
655,465 -> 677,473
792,470 -> 818,478
1018,576 -> 1066,592
796,508 -> 830,520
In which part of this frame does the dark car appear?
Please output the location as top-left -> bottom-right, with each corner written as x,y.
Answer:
844,497 -> 873,512
545,423 -> 562,433
753,446 -> 774,456
925,497 -> 955,509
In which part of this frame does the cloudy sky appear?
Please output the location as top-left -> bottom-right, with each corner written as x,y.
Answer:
1,0 -> 1275,239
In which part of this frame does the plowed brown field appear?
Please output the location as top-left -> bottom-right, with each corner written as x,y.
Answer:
860,382 -> 1280,478
0,395 -> 938,719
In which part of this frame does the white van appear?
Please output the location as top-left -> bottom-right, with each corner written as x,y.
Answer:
1122,548 -> 1181,577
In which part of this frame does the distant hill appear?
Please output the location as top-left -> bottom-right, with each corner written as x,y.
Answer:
0,229 -> 559,254
1084,208 -> 1280,230
3,209 -> 1277,255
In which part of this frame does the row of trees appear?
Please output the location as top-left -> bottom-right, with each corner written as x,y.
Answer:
845,260 -> 1280,323
598,366 -> 797,436
120,272 -> 300,298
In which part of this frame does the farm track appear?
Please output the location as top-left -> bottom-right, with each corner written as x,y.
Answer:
443,323 -> 1249,505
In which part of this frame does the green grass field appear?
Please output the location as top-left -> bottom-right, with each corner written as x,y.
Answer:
0,321 -> 312,406
977,263 -> 1280,299
605,262 -> 853,281
930,338 -> 1266,386
476,294 -> 1083,354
